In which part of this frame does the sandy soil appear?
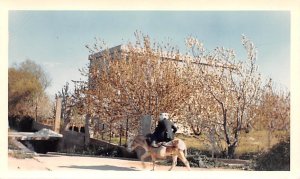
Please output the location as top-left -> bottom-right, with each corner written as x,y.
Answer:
8,153 -> 237,172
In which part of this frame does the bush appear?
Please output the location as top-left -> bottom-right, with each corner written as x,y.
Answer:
253,137 -> 290,171
9,115 -> 34,132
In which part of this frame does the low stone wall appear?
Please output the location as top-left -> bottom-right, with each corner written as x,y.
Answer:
89,138 -> 116,149
57,131 -> 136,158
89,138 -> 136,158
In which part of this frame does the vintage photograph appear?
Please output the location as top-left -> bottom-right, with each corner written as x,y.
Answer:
6,10 -> 291,175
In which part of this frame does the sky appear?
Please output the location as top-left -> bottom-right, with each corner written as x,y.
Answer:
9,11 -> 290,97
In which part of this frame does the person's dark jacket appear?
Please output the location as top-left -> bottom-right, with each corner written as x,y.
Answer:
152,119 -> 177,142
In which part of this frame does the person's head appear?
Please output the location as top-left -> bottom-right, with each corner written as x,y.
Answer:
159,113 -> 169,121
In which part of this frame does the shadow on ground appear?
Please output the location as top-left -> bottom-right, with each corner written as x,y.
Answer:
59,165 -> 140,171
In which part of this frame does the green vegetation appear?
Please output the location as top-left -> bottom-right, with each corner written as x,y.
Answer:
9,60 -> 52,129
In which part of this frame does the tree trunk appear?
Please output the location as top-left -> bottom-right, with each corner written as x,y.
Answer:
119,125 -> 122,146
84,114 -> 91,147
101,123 -> 104,140
125,117 -> 129,144
109,124 -> 112,143
35,97 -> 38,122
227,144 -> 236,159
268,130 -> 272,149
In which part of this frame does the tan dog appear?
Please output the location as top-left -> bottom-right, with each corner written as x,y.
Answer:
127,135 -> 191,171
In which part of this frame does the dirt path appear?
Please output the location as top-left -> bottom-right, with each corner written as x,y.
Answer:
8,153 -> 238,172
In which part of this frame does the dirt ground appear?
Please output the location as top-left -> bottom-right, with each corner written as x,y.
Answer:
8,154 -> 293,179
8,153 -> 237,172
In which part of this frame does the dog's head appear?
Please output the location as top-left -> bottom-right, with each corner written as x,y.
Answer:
159,113 -> 169,121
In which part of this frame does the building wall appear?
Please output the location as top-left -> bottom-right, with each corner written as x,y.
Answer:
32,121 -> 53,131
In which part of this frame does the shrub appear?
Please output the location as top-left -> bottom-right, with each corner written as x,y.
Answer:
253,137 -> 290,171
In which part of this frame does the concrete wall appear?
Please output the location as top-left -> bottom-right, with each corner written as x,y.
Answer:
32,121 -> 136,158
89,138 -> 136,158
32,121 -> 85,151
57,130 -> 136,158
58,130 -> 85,151
32,121 -> 53,131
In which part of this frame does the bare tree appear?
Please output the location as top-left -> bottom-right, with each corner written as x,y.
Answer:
184,35 -> 263,158
64,32 -> 289,158
83,32 -> 193,136
255,79 -> 290,148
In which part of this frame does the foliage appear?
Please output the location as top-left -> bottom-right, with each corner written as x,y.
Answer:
8,68 -> 42,116
17,59 -> 51,90
8,59 -> 52,120
8,115 -> 34,132
253,137 -> 290,171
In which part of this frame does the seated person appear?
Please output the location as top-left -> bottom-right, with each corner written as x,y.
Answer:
149,113 -> 178,147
